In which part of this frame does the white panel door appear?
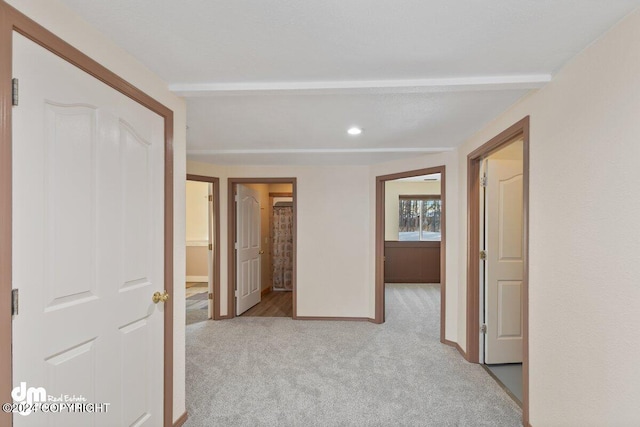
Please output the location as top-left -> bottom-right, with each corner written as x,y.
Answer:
236,185 -> 261,315
484,159 -> 524,364
12,33 -> 165,426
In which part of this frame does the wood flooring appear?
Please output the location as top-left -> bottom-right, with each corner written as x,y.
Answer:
241,290 -> 292,317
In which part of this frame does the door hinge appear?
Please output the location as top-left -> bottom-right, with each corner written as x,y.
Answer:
208,243 -> 213,250
11,289 -> 19,316
234,290 -> 238,298
235,195 -> 239,203
480,174 -> 487,188
208,194 -> 213,202
208,292 -> 213,300
234,242 -> 238,250
480,323 -> 487,334
12,78 -> 18,106
479,250 -> 487,260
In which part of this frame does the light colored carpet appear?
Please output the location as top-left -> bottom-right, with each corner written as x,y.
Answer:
185,284 -> 522,426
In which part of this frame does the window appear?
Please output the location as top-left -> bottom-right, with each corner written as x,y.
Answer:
398,195 -> 441,241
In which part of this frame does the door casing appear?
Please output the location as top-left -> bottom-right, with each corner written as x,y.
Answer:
0,2 -> 175,426
466,116 -> 529,425
227,178 -> 297,318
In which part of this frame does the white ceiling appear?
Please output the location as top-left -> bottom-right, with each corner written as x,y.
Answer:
59,0 -> 640,165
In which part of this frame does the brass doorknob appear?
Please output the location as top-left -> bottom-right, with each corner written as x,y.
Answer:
259,250 -> 264,255
152,290 -> 169,304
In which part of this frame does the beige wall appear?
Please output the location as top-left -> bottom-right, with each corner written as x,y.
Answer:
185,180 -> 209,242
384,181 -> 441,240
7,0 -> 188,420
269,183 -> 294,193
456,10 -> 640,425
185,246 -> 208,279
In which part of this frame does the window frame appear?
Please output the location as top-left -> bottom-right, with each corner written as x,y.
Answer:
398,194 -> 442,241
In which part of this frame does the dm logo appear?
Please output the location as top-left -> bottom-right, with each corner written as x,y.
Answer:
11,382 -> 46,415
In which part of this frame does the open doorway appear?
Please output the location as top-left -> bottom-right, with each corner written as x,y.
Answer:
185,175 -> 220,324
228,178 -> 297,318
374,166 -> 446,343
467,117 -> 530,423
480,137 -> 525,405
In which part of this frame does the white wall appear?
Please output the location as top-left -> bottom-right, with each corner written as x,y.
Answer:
457,9 -> 640,425
188,162 -> 373,318
6,0 -> 188,421
384,181 -> 441,240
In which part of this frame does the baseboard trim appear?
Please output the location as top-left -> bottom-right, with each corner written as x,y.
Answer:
173,411 -> 188,427
261,287 -> 271,296
186,276 -> 207,283
443,339 -> 467,360
294,316 -> 370,322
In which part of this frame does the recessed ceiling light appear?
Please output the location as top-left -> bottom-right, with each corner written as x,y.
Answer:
347,126 -> 362,135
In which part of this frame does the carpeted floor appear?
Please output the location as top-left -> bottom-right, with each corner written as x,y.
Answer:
185,284 -> 522,426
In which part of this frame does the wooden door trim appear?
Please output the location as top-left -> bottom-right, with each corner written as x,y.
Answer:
466,116 -> 529,425
0,2 -> 176,426
187,175 -> 221,320
374,166 -> 447,344
227,178 -> 297,319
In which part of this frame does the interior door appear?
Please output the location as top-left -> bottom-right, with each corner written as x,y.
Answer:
484,159 -> 524,364
236,185 -> 261,315
12,33 -> 165,426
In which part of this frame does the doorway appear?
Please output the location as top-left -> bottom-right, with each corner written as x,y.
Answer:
227,178 -> 297,318
374,166 -> 446,343
185,175 -> 220,324
466,117 -> 530,423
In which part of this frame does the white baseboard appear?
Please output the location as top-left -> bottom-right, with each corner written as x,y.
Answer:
186,276 -> 208,283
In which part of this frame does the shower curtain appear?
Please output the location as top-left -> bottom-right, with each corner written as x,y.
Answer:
272,205 -> 294,290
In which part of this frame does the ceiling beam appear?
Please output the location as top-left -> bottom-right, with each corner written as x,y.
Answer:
171,74 -> 551,97
187,147 -> 455,155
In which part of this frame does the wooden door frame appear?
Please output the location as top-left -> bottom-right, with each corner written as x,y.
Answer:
374,166 -> 447,343
0,2 -> 177,426
186,175 -> 221,320
227,178 -> 297,318
466,116 -> 529,425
